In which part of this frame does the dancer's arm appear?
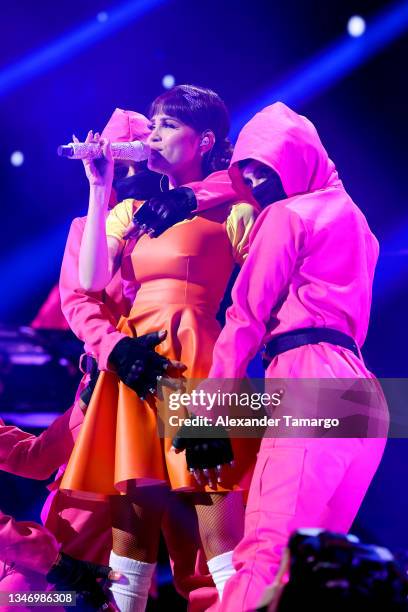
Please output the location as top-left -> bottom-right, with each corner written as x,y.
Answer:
187,169 -> 239,212
60,216 -> 129,370
126,170 -> 251,239
0,407 -> 81,479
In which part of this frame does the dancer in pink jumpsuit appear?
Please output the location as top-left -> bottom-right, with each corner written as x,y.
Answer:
0,408 -> 79,598
199,102 -> 389,611
0,408 -> 115,610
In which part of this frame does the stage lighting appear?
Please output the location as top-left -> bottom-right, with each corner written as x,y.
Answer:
348,15 -> 366,37
231,0 -> 408,137
0,0 -> 168,97
97,11 -> 109,23
10,151 -> 24,167
162,74 -> 175,89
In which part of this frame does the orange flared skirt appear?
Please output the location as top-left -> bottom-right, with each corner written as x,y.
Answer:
61,293 -> 259,496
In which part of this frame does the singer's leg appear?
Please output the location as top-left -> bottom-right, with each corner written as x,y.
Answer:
109,484 -> 169,612
194,491 -> 244,602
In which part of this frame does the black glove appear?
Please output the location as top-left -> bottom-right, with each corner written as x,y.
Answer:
109,333 -> 169,398
46,552 -> 112,609
132,186 -> 197,237
172,423 -> 234,470
113,167 -> 162,202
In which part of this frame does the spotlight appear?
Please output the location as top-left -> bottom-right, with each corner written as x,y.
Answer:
10,151 -> 24,167
162,74 -> 175,89
347,15 -> 366,37
97,11 -> 109,22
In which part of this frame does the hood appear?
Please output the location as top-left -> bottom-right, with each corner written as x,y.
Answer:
101,107 -> 151,143
230,102 -> 340,199
101,107 -> 153,208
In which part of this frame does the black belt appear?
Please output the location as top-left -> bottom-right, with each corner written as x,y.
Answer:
262,327 -> 360,368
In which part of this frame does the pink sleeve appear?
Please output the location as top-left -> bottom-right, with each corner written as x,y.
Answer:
187,170 -> 238,212
0,512 -> 59,574
59,217 -> 127,370
209,206 -> 307,378
0,405 -> 82,480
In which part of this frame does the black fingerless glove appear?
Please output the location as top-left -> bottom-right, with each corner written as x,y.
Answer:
172,423 -> 234,470
109,335 -> 169,398
132,187 -> 197,237
46,552 -> 111,609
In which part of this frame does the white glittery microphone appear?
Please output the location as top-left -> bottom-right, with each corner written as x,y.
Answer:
57,140 -> 148,162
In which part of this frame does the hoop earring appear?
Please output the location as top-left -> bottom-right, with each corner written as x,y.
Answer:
160,174 -> 166,193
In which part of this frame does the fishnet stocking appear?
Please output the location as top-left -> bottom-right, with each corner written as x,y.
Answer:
194,491 -> 245,560
110,484 -> 169,562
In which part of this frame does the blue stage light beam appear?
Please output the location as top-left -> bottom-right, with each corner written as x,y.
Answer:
0,0 -> 168,97
231,0 -> 408,137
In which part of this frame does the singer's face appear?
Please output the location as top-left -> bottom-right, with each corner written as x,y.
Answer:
146,113 -> 202,177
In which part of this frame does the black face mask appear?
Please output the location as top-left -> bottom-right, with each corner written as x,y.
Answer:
252,171 -> 287,208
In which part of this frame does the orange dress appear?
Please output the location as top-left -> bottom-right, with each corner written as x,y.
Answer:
61,198 -> 259,495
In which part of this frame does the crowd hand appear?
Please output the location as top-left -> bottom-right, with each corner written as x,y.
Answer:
123,187 -> 197,240
73,131 -> 114,193
109,331 -> 186,400
46,552 -> 121,610
172,423 -> 234,489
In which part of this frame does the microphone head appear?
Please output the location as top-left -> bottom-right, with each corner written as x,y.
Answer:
57,145 -> 74,157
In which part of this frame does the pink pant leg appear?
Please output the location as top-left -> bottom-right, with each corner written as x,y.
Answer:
43,490 -> 112,565
317,439 -> 385,533
220,436 -> 386,612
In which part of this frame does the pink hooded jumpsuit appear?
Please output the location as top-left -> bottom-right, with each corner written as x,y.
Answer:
206,102 -> 388,611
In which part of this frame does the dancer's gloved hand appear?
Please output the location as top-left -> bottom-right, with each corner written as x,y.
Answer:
124,187 -> 197,239
46,552 -> 121,610
172,422 -> 234,489
109,331 -> 186,400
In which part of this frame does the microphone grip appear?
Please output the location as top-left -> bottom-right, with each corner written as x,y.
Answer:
57,141 -> 148,162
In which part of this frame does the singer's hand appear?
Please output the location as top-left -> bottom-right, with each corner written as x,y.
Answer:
73,131 -> 114,191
